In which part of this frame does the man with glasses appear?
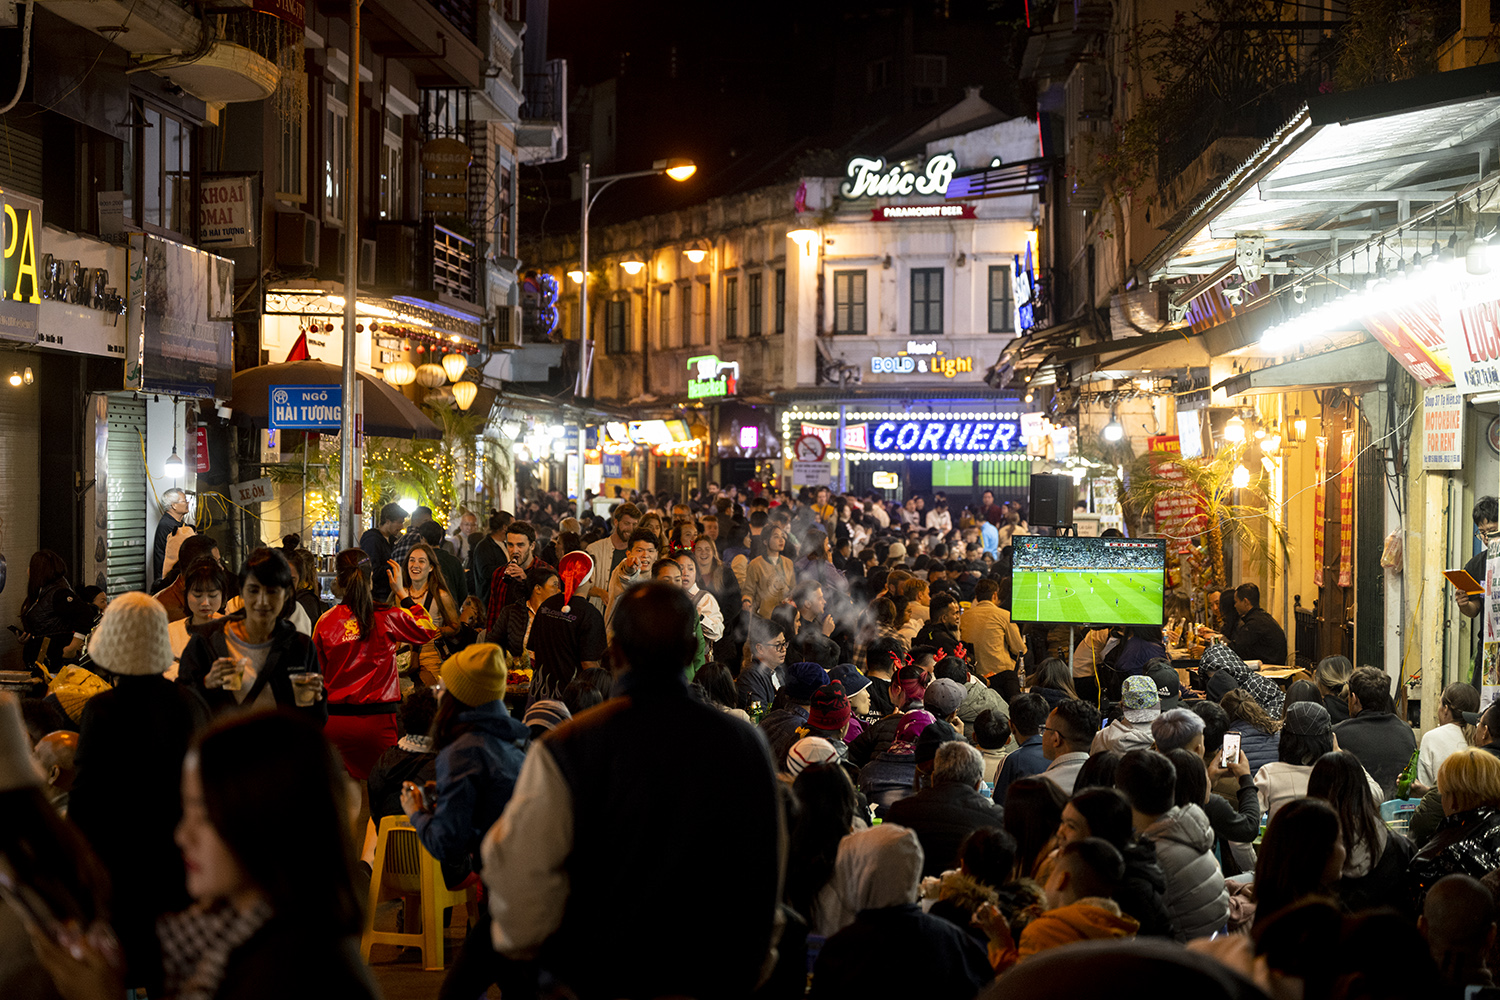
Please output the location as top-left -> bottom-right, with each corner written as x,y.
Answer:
736,616 -> 787,710
1458,496 -> 1499,691
152,489 -> 191,587
1039,699 -> 1101,796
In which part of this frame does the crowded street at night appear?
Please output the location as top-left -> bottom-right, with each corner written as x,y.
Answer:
6,1 -> 1500,998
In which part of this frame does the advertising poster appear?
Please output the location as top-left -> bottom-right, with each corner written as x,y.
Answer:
1314,437 -> 1327,588
1421,386 -> 1464,469
125,235 -> 233,398
1484,538 -> 1500,711
1338,429 -> 1355,588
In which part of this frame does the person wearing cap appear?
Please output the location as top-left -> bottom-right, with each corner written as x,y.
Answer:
1201,643 -> 1285,716
859,709 -> 936,813
401,643 -> 530,999
1040,698 -> 1101,796
759,661 -> 830,769
846,664 -> 931,767
522,700 -> 572,740
924,675 -> 967,733
1144,659 -> 1183,712
1255,701 -> 1383,822
886,737 -> 1004,877
482,582 -> 781,1000
1092,676 -> 1161,755
67,592 -> 208,996
932,648 -> 1009,731
885,539 -> 909,567
787,735 -> 841,777
829,663 -> 873,722
795,683 -> 854,761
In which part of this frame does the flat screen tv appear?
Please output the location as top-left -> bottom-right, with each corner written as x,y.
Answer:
1010,536 -> 1167,627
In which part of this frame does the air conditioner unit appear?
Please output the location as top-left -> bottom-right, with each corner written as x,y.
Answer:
1070,179 -> 1104,211
374,223 -> 418,291
317,225 -> 346,279
274,212 -> 318,269
359,239 -> 377,286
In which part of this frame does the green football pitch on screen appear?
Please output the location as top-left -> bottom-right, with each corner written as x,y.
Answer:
1011,569 -> 1165,627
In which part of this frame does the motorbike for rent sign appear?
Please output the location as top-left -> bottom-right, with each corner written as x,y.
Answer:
198,176 -> 256,249
1422,386 -> 1464,470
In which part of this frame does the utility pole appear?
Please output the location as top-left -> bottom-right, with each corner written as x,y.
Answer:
339,0 -> 362,549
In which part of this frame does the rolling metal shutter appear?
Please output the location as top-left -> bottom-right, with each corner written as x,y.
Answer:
104,395 -> 148,595
0,115 -> 45,200
0,382 -> 40,668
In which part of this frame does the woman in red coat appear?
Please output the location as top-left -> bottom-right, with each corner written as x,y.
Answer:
314,549 -> 439,803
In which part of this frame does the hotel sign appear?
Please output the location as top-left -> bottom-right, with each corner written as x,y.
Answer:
870,340 -> 974,378
841,152 -> 957,199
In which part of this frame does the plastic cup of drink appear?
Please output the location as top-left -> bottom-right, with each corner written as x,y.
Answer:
292,672 -> 320,707
222,656 -> 246,691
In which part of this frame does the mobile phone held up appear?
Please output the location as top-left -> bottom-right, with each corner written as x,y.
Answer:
1221,731 -> 1242,769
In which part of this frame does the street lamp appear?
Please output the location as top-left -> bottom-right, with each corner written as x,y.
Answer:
577,156 -> 697,398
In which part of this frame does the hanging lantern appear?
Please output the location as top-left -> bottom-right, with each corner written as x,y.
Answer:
384,360 -> 417,386
402,338 -> 412,350
452,380 -> 478,410
441,352 -> 468,382
415,363 -> 447,388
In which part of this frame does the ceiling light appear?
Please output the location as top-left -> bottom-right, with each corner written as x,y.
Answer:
1287,409 -> 1307,444
164,446 -> 185,478
1469,241 -> 1491,276
22,367 -> 32,385
620,259 -> 646,275
1231,463 -> 1250,490
7,370 -> 19,387
1102,412 -> 1124,442
683,247 -> 707,264
1223,412 -> 1246,443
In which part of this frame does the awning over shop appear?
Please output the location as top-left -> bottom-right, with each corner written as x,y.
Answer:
1213,340 -> 1392,396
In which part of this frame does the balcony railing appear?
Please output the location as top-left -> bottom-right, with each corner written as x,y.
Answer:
431,224 -> 477,303
427,0 -> 478,44
523,59 -> 566,124
1156,23 -> 1341,186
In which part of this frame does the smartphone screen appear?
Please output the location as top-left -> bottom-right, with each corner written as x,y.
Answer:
1221,731 -> 1242,768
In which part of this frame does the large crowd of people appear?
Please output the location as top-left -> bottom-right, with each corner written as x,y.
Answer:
2,482 -> 1496,1000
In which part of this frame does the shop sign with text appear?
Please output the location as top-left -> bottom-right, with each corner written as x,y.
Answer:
1422,386 -> 1464,469
871,204 -> 976,221
198,176 -> 256,249
0,191 -> 41,342
687,354 -> 739,399
870,340 -> 974,378
869,417 -> 1021,455
840,152 -> 957,199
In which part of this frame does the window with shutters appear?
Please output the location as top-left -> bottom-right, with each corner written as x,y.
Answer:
605,299 -> 628,354
131,99 -> 196,240
747,271 -> 763,336
678,283 -> 692,347
774,268 -> 786,334
911,268 -> 944,337
725,275 -> 739,339
657,286 -> 671,349
325,80 -> 349,224
833,270 -> 867,334
988,266 -> 1014,333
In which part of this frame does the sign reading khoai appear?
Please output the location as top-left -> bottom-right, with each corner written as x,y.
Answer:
840,152 -> 957,199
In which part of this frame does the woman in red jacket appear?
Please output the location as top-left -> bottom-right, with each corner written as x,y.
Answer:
314,549 -> 439,818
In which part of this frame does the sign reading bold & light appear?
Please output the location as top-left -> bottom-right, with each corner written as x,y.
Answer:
268,384 -> 343,430
686,354 -> 739,399
870,417 -> 1021,455
840,152 -> 957,199
870,340 -> 974,378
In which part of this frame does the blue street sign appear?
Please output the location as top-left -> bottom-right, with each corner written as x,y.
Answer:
603,454 -> 623,478
268,384 -> 343,430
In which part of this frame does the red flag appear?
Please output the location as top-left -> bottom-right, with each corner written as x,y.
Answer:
284,331 -> 311,362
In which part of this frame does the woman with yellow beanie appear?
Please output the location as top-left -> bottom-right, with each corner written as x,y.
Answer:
400,643 -> 532,999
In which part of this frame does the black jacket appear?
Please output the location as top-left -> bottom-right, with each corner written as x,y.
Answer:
1117,840 -> 1177,938
884,782 -> 1006,877
216,922 -> 378,1000
177,616 -> 328,727
792,622 -> 840,671
1334,710 -> 1417,799
1338,830 -> 1415,919
69,675 -> 209,996
1228,607 -> 1287,665
1200,777 -> 1262,877
810,903 -> 991,1000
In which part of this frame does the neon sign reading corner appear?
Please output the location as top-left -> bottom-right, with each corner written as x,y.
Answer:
841,152 -> 957,200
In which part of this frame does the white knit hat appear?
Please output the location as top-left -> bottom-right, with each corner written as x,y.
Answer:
0,692 -> 44,791
89,591 -> 173,676
786,736 -> 839,777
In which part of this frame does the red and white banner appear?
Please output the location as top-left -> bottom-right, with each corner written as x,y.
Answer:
799,422 -> 868,451
1314,436 -> 1327,589
1338,429 -> 1356,588
1145,436 -> 1204,590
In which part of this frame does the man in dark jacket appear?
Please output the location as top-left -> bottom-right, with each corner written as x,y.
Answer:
470,510 -> 513,609
152,489 -> 190,587
1335,665 -> 1418,798
759,661 -> 829,766
914,593 -> 964,653
790,581 -> 839,670
483,582 -> 783,1000
360,502 -> 408,603
885,739 -> 1005,877
993,692 -> 1051,804
1229,583 -> 1288,665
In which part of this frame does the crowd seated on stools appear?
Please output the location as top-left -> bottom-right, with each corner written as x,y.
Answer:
5,484 -> 1496,1000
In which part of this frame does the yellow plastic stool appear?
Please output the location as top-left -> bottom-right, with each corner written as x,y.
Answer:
360,814 -> 477,970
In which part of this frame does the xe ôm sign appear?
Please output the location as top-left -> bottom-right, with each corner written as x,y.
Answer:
687,354 -> 739,399
269,385 -> 343,430
841,152 -> 957,199
198,176 -> 256,249
869,417 -> 1021,456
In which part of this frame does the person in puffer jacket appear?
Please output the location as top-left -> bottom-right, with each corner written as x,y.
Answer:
1220,688 -> 1281,775
1117,749 -> 1229,941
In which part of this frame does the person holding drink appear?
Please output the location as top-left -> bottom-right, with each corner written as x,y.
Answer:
178,548 -> 326,725
314,549 -> 440,834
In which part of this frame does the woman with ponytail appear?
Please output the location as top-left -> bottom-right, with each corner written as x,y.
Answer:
313,550 -> 440,827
